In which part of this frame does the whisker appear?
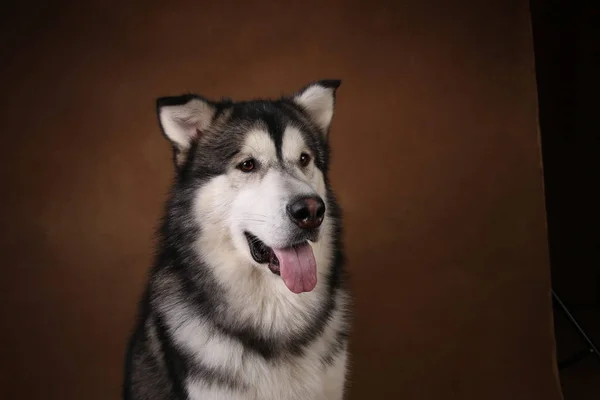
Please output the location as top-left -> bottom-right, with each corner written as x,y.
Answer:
241,213 -> 270,218
229,218 -> 268,223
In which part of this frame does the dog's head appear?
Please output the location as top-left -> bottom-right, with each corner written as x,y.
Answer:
156,81 -> 341,294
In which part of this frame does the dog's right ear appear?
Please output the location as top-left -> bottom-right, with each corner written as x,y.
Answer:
156,94 -> 216,168
293,80 -> 341,136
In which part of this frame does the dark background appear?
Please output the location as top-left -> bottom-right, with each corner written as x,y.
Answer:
532,1 -> 599,308
1,1 -> 563,399
531,1 -> 600,398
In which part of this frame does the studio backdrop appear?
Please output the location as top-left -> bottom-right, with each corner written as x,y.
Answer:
0,1 -> 561,399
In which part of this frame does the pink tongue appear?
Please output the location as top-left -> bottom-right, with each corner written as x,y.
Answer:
272,243 -> 317,294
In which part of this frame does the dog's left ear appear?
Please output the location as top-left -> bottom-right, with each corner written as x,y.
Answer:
293,80 -> 341,135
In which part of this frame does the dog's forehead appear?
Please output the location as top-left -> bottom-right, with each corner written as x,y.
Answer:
240,126 -> 308,160
241,129 -> 278,160
226,100 -> 313,160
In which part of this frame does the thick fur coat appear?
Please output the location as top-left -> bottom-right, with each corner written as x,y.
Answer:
123,80 -> 351,400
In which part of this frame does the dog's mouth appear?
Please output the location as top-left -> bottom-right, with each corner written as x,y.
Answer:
245,232 -> 281,274
244,232 -> 317,294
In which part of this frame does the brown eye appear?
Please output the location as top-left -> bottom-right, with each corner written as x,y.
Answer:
299,153 -> 311,167
238,159 -> 256,172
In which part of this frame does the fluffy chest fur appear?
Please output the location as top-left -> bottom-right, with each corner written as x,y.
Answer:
152,252 -> 350,400
172,289 -> 349,400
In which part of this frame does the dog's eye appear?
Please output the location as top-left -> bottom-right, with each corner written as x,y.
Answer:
299,153 -> 311,167
238,159 -> 256,173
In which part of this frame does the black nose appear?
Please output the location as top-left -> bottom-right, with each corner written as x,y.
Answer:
286,196 -> 326,230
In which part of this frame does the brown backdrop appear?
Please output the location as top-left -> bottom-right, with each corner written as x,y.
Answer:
0,1 -> 562,399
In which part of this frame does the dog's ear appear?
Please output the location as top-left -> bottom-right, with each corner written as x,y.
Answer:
292,80 -> 341,135
156,94 -> 216,167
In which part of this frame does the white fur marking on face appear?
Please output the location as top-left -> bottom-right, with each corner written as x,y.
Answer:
281,126 -> 308,164
281,125 -> 327,200
294,85 -> 335,132
240,129 -> 277,164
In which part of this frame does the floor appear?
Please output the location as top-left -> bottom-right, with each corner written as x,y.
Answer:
554,306 -> 600,399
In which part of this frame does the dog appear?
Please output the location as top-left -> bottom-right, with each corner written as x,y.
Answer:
123,80 -> 351,400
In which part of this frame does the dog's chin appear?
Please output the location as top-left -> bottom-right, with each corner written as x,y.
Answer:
243,231 -> 319,276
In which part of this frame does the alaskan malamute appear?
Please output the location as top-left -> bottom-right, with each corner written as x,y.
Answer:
123,80 -> 351,400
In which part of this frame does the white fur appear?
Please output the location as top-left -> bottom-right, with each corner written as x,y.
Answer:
293,85 -> 336,132
322,351 -> 349,399
186,384 -> 248,400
